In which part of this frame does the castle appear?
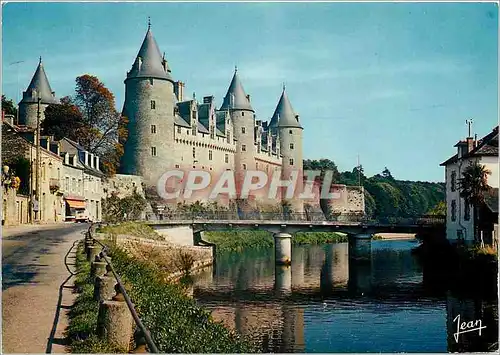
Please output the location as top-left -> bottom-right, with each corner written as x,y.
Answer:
119,23 -> 304,211
14,22 -> 366,218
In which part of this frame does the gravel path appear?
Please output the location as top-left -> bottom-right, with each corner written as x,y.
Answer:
2,223 -> 88,353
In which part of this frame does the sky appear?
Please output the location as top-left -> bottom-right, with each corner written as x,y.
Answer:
2,2 -> 498,182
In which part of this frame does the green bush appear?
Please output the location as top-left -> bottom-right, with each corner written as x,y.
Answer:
99,221 -> 162,240
108,246 -> 256,353
204,231 -> 347,252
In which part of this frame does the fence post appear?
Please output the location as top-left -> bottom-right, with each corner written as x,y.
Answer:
96,284 -> 134,351
87,245 -> 99,262
131,329 -> 148,353
91,256 -> 107,280
94,265 -> 117,302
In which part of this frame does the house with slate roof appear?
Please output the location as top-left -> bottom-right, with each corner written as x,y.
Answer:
440,126 -> 499,245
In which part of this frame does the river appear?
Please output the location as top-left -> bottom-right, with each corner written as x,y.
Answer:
191,240 -> 498,353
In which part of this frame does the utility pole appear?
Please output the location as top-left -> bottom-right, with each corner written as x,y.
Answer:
357,154 -> 361,186
466,118 -> 473,138
35,96 -> 41,221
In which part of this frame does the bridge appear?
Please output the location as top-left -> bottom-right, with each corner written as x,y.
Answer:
146,212 -> 445,264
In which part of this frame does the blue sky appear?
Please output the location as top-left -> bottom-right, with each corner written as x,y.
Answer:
2,2 -> 498,182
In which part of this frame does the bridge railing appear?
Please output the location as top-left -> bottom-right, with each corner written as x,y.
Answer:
153,211 -> 445,225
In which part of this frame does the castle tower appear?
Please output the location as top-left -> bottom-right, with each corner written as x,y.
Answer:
18,57 -> 58,128
271,87 -> 304,213
120,22 -> 177,187
220,68 -> 255,194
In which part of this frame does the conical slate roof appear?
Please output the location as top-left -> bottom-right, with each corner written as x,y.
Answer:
127,27 -> 173,82
270,88 -> 302,129
20,58 -> 58,105
220,69 -> 254,112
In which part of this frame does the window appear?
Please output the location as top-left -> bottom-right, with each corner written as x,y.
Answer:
210,126 -> 215,139
242,112 -> 245,117
242,144 -> 246,152
175,164 -> 180,168
192,126 -> 197,135
451,171 -> 456,192
451,200 -> 456,222
151,125 -> 157,134
256,162 -> 259,169
149,78 -> 154,85
242,127 -> 246,134
243,163 -> 247,170
187,129 -> 190,135
464,202 -> 470,221
225,154 -> 229,163
289,130 -> 293,134
192,147 -> 196,158
151,147 -> 157,156
65,177 -> 69,191
151,100 -> 156,109
192,110 -> 196,119
209,150 -> 213,161
290,143 -> 294,149
289,158 -> 294,166
177,126 -> 181,134
457,230 -> 464,240
227,131 -> 231,143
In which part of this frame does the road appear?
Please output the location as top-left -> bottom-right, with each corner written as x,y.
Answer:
2,223 -> 88,353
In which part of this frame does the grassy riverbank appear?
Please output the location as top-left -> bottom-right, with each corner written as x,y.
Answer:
67,241 -> 255,353
204,231 -> 347,252
108,245 -> 255,353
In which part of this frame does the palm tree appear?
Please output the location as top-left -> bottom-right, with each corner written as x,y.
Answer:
458,161 -> 491,243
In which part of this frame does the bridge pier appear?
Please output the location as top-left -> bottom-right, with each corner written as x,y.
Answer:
274,232 -> 292,265
274,264 -> 292,295
348,234 -> 372,262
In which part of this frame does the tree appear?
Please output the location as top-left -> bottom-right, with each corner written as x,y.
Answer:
382,167 -> 393,180
428,201 -> 446,216
43,75 -> 128,176
459,161 -> 491,242
2,95 -> 17,117
42,96 -> 88,141
2,123 -> 28,165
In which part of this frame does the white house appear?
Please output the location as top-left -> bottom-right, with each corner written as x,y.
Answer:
440,126 -> 498,245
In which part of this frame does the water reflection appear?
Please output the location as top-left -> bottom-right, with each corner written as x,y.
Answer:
192,241 -> 498,353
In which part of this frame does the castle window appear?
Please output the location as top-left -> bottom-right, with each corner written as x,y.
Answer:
175,164 -> 180,168
227,131 -> 231,143
209,150 -> 213,161
151,100 -> 156,110
243,164 -> 247,170
242,112 -> 245,117
210,126 -> 215,139
186,129 -> 190,135
290,143 -> 294,149
242,144 -> 246,152
192,110 -> 196,119
242,127 -> 246,134
177,126 -> 181,134
256,162 -> 259,169
451,171 -> 456,192
289,158 -> 294,166
225,154 -> 229,163
151,147 -> 157,156
192,126 -> 197,136
192,147 -> 196,158
289,130 -> 293,134
464,202 -> 470,221
151,125 -> 157,134
149,78 -> 154,85
451,200 -> 456,222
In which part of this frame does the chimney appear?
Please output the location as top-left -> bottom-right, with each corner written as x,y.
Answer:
90,153 -> 95,168
174,81 -> 185,102
466,137 -> 474,153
